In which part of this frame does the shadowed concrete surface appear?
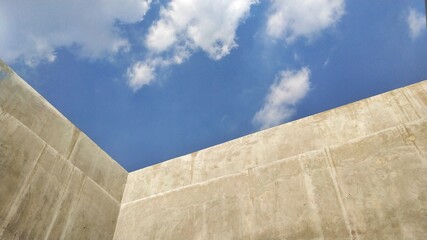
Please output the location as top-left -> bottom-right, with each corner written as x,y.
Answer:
0,61 -> 127,239
0,59 -> 426,239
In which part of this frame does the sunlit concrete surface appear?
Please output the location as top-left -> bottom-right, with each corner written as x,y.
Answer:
1,59 -> 426,239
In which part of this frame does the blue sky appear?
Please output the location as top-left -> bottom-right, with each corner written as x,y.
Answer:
1,0 -> 426,171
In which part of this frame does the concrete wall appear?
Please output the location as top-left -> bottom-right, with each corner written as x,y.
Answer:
1,59 -> 426,239
0,61 -> 127,239
115,80 -> 427,239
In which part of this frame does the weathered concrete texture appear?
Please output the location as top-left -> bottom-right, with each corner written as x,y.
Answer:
1,59 -> 427,239
0,61 -> 127,239
116,80 -> 427,240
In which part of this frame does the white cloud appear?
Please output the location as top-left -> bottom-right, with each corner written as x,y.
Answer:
253,67 -> 311,129
407,8 -> 426,40
0,0 -> 151,66
127,0 -> 258,91
126,62 -> 155,91
266,0 -> 345,43
146,0 -> 257,59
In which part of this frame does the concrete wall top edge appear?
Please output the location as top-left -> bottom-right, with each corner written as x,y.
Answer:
0,60 -> 69,122
130,79 -> 427,174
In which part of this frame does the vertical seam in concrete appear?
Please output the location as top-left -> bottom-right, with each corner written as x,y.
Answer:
396,124 -> 426,167
112,171 -> 128,240
190,154 -> 195,184
247,167 -> 256,240
0,108 -> 6,120
273,179 -> 278,231
324,147 -> 357,240
59,153 -> 69,175
112,204 -> 124,240
391,91 -> 410,123
65,129 -> 80,160
298,157 -> 325,240
0,143 -> 47,238
402,89 -> 421,119
202,203 -> 207,240
43,167 -> 75,240
59,174 -> 87,240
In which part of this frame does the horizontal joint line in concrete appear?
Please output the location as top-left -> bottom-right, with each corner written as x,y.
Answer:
122,117 -> 427,206
0,109 -> 123,204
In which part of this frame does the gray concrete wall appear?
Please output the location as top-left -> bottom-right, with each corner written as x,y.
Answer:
1,59 -> 426,239
115,80 -> 427,239
0,61 -> 128,239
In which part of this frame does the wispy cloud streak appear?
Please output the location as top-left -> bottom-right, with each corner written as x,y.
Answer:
253,67 -> 311,129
